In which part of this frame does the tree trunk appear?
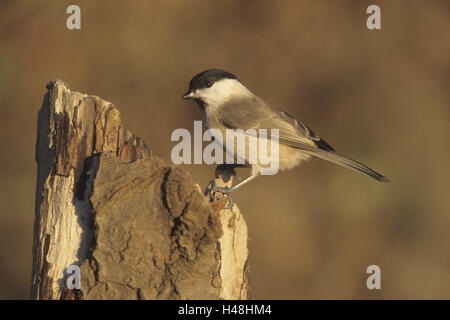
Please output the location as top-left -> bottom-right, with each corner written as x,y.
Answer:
31,80 -> 249,300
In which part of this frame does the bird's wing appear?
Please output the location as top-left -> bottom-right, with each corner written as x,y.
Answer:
217,97 -> 390,182
217,97 -> 335,152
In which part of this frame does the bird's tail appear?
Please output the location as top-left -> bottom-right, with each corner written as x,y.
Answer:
304,149 -> 390,182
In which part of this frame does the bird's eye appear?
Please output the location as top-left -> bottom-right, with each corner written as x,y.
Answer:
206,81 -> 212,88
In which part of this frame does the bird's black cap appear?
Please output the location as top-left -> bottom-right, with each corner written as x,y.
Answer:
183,69 -> 237,99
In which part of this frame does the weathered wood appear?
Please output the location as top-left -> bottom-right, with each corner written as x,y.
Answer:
206,165 -> 250,300
31,80 -> 249,300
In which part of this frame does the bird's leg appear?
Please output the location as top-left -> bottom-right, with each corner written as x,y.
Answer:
211,174 -> 259,209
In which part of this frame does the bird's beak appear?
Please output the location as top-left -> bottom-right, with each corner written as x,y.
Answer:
182,90 -> 195,100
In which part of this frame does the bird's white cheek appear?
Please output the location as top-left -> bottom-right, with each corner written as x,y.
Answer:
197,79 -> 253,106
197,89 -> 222,106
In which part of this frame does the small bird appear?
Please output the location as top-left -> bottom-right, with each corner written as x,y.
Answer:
182,69 -> 389,202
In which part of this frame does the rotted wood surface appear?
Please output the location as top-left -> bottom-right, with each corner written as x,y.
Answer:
32,80 -> 249,300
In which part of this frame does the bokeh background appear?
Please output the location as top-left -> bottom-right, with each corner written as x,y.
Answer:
1,0 -> 449,299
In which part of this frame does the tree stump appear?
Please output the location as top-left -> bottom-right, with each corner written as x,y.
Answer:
31,80 -> 249,300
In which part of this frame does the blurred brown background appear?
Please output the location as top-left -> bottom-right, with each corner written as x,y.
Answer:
1,0 -> 449,299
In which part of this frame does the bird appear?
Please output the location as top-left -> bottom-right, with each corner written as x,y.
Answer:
182,68 -> 389,204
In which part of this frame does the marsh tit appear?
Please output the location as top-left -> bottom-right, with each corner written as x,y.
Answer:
182,69 -> 389,201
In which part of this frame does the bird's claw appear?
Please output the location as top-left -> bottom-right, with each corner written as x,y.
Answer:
211,185 -> 235,209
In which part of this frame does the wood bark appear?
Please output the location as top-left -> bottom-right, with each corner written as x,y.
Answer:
32,80 -> 249,300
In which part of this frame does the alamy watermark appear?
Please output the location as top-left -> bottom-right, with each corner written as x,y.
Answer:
366,264 -> 381,290
66,264 -> 81,290
366,5 -> 381,30
171,121 -> 280,175
66,5 -> 81,30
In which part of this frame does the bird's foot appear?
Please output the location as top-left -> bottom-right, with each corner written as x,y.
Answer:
211,185 -> 235,210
